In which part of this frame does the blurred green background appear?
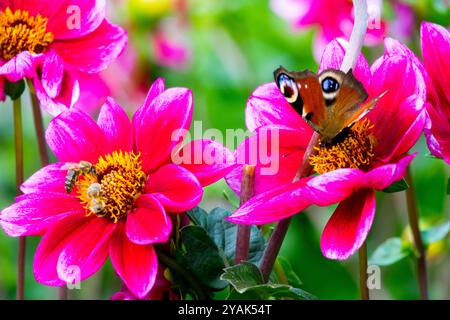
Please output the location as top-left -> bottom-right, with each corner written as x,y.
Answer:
0,0 -> 449,299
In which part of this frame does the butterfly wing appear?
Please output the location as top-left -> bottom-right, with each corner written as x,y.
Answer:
316,69 -> 369,142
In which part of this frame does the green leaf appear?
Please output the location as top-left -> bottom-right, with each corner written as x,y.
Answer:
446,178 -> 450,195
5,79 -> 25,100
221,262 -> 316,300
178,226 -> 226,290
222,190 -> 239,208
186,206 -> 266,265
186,206 -> 208,228
369,237 -> 412,266
220,262 -> 264,293
421,221 -> 450,246
272,256 -> 302,287
382,178 -> 409,193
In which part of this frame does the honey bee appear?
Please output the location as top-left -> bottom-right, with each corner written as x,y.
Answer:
63,161 -> 97,193
86,182 -> 107,217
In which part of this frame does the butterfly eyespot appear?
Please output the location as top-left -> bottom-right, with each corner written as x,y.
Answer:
277,73 -> 298,103
321,77 -> 340,93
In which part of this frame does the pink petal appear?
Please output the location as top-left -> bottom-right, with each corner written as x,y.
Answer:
21,162 -> 67,194
363,154 -> 416,190
177,139 -> 236,186
425,104 -> 450,164
318,38 -> 371,90
33,71 -> 79,116
370,52 -> 427,109
41,51 -> 63,98
421,22 -> 450,110
97,97 -> 133,152
135,88 -> 193,173
226,126 -> 309,196
48,0 -> 106,40
110,222 -> 158,299
227,169 -> 361,225
33,214 -> 116,286
144,164 -> 203,213
0,192 -> 83,237
0,51 -> 42,82
125,195 -> 172,245
246,82 -> 308,132
226,178 -> 311,225
52,20 -> 127,73
5,0 -> 106,40
371,95 -> 426,162
133,78 -> 166,127
72,71 -> 110,115
0,76 -> 5,101
46,110 -> 111,163
321,189 -> 376,260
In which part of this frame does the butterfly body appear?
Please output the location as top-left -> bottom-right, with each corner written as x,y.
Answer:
274,66 -> 380,145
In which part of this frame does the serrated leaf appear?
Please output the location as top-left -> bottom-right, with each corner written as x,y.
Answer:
221,262 -> 264,293
221,262 -> 316,300
178,226 -> 226,290
369,237 -> 412,266
421,221 -> 450,246
382,178 -> 409,193
5,79 -> 25,100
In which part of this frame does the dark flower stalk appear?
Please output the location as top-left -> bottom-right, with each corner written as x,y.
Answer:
28,81 -> 50,166
359,242 -> 369,300
13,97 -> 25,300
235,165 -> 256,264
405,169 -> 428,300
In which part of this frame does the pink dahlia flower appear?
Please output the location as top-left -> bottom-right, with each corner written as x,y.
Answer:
0,79 -> 235,298
270,0 -> 386,60
0,0 -> 127,115
420,22 -> 450,164
227,38 -> 426,260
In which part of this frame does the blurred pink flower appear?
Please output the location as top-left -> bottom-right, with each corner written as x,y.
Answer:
227,38 -> 426,260
0,0 -> 127,115
0,79 -> 235,298
420,22 -> 450,164
270,0 -> 387,60
111,265 -> 179,300
152,29 -> 190,70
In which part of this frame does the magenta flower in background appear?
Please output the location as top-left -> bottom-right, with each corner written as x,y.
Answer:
227,38 -> 427,260
0,79 -> 235,298
270,0 -> 386,60
0,0 -> 127,115
420,22 -> 450,164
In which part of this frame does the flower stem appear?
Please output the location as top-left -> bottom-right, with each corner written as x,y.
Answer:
260,133 -> 319,282
341,0 -> 368,73
404,168 -> 428,300
156,250 -> 209,300
235,165 -> 256,264
359,241 -> 369,300
28,81 -> 49,166
13,97 -> 25,300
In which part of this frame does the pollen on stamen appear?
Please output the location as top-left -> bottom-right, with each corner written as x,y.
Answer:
0,8 -> 54,61
309,118 -> 377,174
77,151 -> 147,223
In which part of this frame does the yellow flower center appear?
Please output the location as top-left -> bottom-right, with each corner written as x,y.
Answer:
0,8 -> 54,61
77,151 -> 147,223
309,118 -> 377,174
